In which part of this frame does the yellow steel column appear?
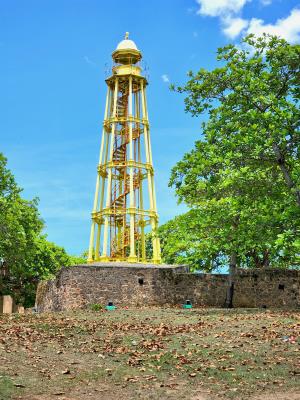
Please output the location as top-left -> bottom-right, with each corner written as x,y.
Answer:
95,88 -> 111,260
143,85 -> 151,159
139,170 -> 146,260
128,75 -> 137,262
88,221 -> 96,262
140,82 -> 153,202
151,174 -> 161,261
101,78 -> 119,260
95,123 -> 110,259
136,89 -> 146,261
88,87 -> 110,262
141,81 -> 161,263
94,174 -> 103,260
144,90 -> 161,262
140,81 -> 151,164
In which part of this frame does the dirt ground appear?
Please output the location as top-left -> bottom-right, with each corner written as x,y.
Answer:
15,393 -> 300,400
0,308 -> 299,400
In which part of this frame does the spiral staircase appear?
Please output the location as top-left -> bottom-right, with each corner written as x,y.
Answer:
110,91 -> 141,258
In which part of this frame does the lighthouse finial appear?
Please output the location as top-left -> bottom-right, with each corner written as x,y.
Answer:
125,32 -> 129,40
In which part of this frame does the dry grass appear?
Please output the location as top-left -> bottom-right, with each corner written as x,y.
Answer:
0,307 -> 299,400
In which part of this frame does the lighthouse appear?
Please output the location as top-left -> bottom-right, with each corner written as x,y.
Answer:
88,33 -> 161,264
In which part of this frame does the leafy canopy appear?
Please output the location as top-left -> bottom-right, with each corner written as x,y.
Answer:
166,35 -> 300,270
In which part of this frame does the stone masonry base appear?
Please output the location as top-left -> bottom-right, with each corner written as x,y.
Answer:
36,263 -> 300,312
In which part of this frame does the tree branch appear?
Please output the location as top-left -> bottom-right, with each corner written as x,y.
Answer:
272,142 -> 300,206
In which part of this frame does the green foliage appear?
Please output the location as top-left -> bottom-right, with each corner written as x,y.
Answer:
168,35 -> 300,270
90,303 -> 103,311
0,153 -> 86,307
70,249 -> 89,265
158,210 -> 226,271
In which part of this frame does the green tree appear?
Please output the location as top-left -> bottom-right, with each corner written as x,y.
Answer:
0,153 -> 86,307
158,210 -> 224,270
169,35 -> 300,306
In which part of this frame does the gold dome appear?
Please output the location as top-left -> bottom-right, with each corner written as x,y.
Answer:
116,33 -> 138,51
112,32 -> 141,65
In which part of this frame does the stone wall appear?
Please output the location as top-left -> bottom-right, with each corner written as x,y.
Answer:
232,269 -> 300,308
36,263 -> 300,312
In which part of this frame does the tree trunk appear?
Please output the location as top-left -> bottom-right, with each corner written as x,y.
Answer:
272,142 -> 300,207
252,250 -> 270,268
262,249 -> 270,268
224,252 -> 237,308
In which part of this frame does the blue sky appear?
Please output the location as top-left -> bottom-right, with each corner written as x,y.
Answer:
1,0 -> 299,255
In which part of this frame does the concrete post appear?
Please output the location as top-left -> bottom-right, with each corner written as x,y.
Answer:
17,305 -> 25,314
3,295 -> 13,314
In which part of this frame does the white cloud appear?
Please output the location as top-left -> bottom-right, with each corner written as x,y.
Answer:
247,8 -> 300,43
83,55 -> 96,66
161,74 -> 170,83
196,0 -> 249,17
194,0 -> 300,43
196,0 -> 250,38
223,16 -> 249,38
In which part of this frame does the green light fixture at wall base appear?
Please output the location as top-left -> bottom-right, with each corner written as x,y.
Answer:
106,301 -> 116,311
183,300 -> 192,309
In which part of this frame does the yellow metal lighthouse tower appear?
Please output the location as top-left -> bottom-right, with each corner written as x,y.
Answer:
88,33 -> 161,264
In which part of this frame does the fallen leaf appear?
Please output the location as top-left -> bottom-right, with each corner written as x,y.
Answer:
61,368 -> 70,375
